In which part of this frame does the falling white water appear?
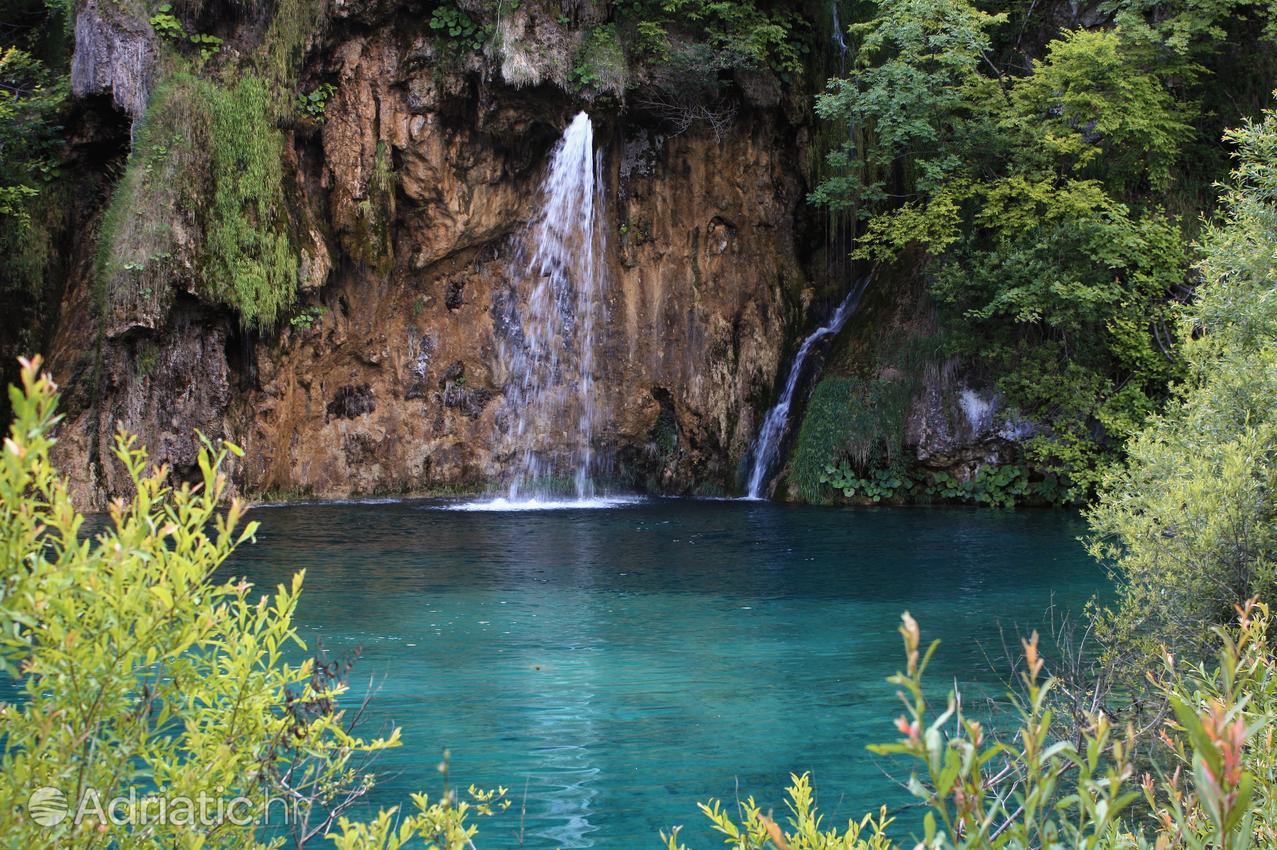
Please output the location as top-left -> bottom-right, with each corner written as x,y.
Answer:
499,112 -> 608,504
831,0 -> 849,73
744,278 -> 870,500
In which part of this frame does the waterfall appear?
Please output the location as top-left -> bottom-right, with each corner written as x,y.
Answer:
831,0 -> 848,74
500,112 -> 607,503
743,278 -> 870,500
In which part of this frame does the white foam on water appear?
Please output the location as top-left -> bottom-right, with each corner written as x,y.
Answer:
439,496 -> 646,512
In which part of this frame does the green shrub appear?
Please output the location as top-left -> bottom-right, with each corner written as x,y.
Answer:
965,464 -> 1030,508
289,304 -> 326,329
149,4 -> 187,40
632,20 -> 671,60
571,24 -> 627,95
1088,103 -> 1277,673
818,461 -> 1047,507
618,0 -> 807,75
820,461 -> 914,502
148,5 -> 222,61
0,356 -> 507,849
429,5 -> 489,52
297,82 -> 336,123
611,0 -> 808,77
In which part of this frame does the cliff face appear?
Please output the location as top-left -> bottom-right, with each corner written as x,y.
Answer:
45,2 -> 814,506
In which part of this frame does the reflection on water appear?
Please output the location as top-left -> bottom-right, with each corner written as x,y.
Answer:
228,499 -> 1104,849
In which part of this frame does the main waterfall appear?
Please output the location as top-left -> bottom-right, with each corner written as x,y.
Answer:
499,112 -> 608,504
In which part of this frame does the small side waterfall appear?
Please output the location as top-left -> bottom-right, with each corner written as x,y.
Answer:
500,112 -> 607,503
744,278 -> 870,500
831,0 -> 849,73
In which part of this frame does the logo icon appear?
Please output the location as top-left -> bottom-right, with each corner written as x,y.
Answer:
28,787 -> 68,827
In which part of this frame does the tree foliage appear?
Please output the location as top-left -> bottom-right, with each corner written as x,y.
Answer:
0,5 -> 66,248
617,0 -> 809,76
812,0 -> 1273,497
0,1 -> 70,419
1088,103 -> 1277,671
0,44 -> 62,224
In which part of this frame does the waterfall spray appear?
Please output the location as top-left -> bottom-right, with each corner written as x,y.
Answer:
499,112 -> 608,503
744,278 -> 870,500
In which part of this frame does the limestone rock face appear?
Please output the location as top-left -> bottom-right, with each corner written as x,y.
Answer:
904,378 -> 1027,476
46,12 -> 811,505
70,0 -> 155,121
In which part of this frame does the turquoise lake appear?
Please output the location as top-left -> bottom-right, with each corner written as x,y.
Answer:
229,499 -> 1104,849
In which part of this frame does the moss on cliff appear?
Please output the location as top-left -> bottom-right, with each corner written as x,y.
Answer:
95,72 -> 212,326
259,0 -> 329,119
96,71 -> 296,329
570,23 -> 628,95
205,74 -> 297,328
789,372 -> 918,503
786,267 -> 947,502
90,0 -> 331,331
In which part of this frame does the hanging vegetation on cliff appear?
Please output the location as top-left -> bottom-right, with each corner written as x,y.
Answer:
86,0 -> 326,332
809,0 -> 1276,499
95,71 -> 297,330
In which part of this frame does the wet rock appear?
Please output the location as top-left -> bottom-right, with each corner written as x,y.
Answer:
342,431 -> 381,465
734,67 -> 782,109
445,278 -> 466,310
906,377 -> 1020,474
50,300 -> 233,509
326,384 -> 375,421
71,0 -> 155,121
619,130 -> 662,201
404,333 -> 435,400
299,228 -> 333,291
443,384 -> 493,419
440,361 -> 466,386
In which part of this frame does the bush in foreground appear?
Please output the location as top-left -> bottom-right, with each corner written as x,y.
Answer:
0,356 -> 505,849
1088,101 -> 1277,675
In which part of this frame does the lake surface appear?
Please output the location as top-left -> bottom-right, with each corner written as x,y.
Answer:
229,498 -> 1104,849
